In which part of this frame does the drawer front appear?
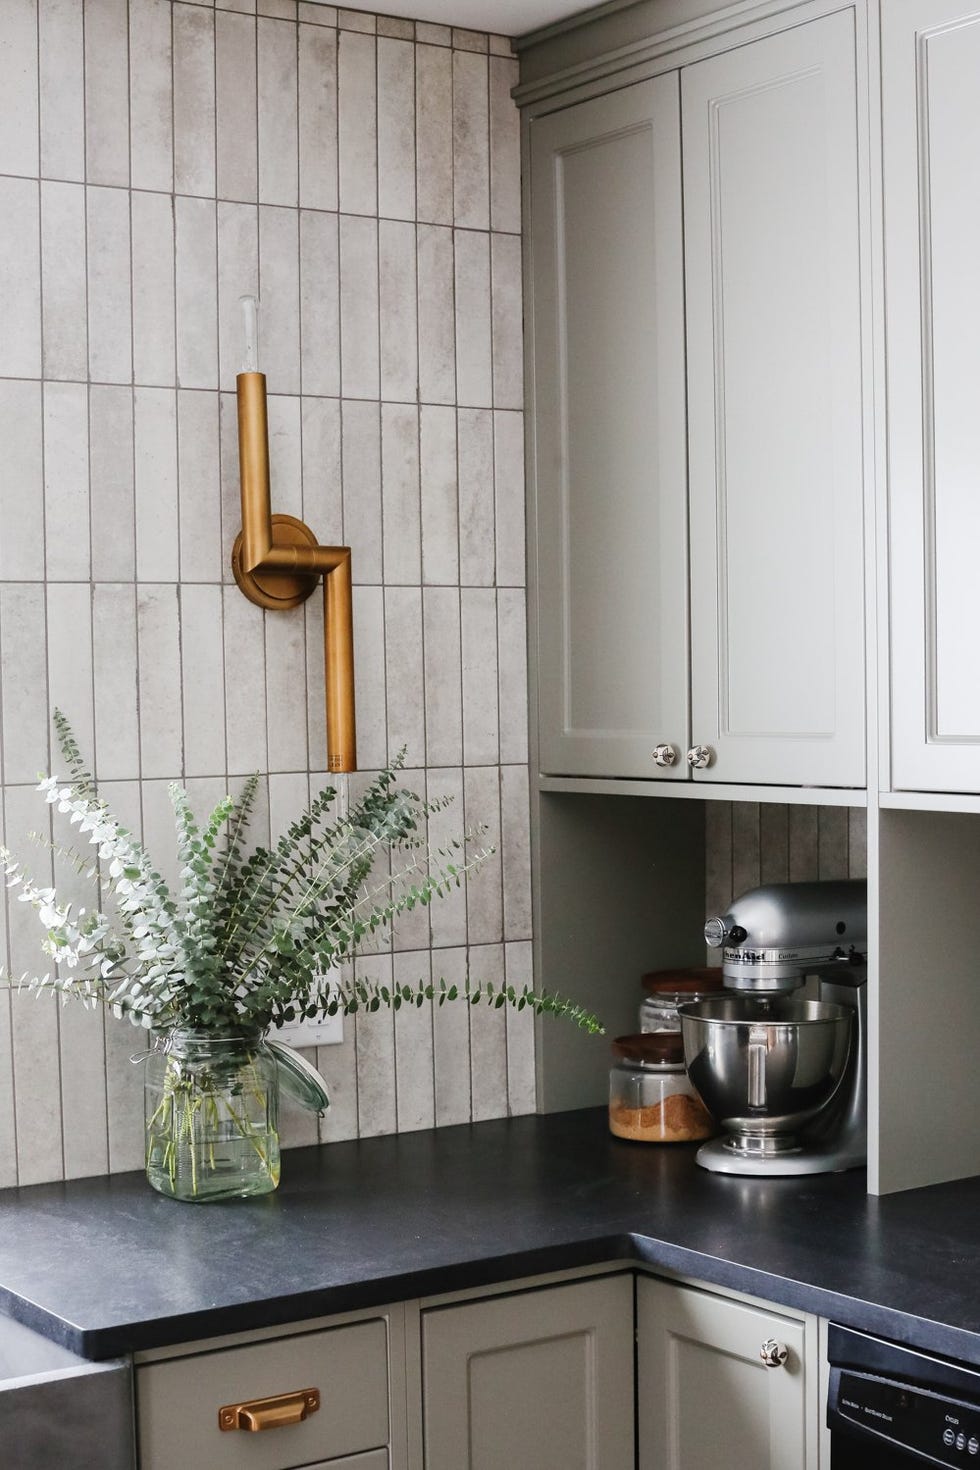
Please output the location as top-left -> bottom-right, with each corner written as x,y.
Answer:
303,1454 -> 388,1470
137,1318 -> 388,1470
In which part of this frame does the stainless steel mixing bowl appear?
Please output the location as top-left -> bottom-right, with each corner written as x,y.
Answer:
678,996 -> 852,1152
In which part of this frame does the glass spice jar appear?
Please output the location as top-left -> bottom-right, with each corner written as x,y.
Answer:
639,967 -> 726,1033
608,1032 -> 715,1144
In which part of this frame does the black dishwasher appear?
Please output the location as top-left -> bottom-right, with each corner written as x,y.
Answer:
828,1323 -> 980,1467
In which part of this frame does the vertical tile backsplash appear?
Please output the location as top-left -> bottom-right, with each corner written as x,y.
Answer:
0,0 -> 527,1186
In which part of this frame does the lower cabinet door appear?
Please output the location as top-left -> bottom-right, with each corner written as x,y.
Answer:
637,1277 -> 811,1470
422,1275 -> 634,1470
304,1455 -> 388,1470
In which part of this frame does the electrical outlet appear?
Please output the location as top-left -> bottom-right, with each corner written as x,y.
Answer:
272,969 -> 344,1048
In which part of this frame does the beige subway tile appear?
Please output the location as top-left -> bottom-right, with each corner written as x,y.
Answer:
59,986 -> 109,1180
176,196 -> 218,389
458,408 -> 494,586
223,585 -> 269,773
93,585 -> 140,780
1,178 -> 41,379
493,409 -> 525,587
788,804 -> 820,882
7,790 -> 63,1186
352,584 -> 387,771
426,768 -> 466,948
848,807 -> 868,878
500,764 -> 530,942
497,588 -> 528,765
342,398 -> 382,581
385,587 -> 424,768
135,387 -> 179,580
818,805 -> 849,879
339,213 -> 379,398
454,229 -> 493,408
0,382 -> 44,580
490,55 -> 521,234
338,29 -> 377,214
132,189 -> 176,387
299,1 -> 335,23
222,0 -> 257,10
301,393 -> 343,545
299,22 -> 338,211
378,14 -> 412,40
355,955 -> 396,1137
174,3 -> 216,196
218,390 -> 241,581
0,586 -> 49,780
40,181 -> 85,380
137,583 -> 184,777
259,0 -> 297,18
258,16 -> 299,206
39,0 -> 85,182
461,588 -> 499,766
468,942 -> 506,1121
465,766 -> 502,945
178,389 -> 223,581
704,800 -> 733,918
432,944 -> 470,1125
391,766 -> 430,953
504,940 -> 536,1115
268,393 -> 303,517
416,20 -> 450,47
89,386 -> 135,582
46,582 -> 94,768
420,403 -> 457,585
491,232 -> 523,409
453,50 -> 490,230
416,44 -> 453,225
760,803 -> 790,885
258,206 -> 301,393
43,382 -> 90,580
300,208 -> 340,396
381,402 -> 421,585
379,218 -> 417,403
304,584 -> 328,772
87,185 -> 132,384
339,7 -> 374,32
453,27 -> 487,52
181,584 -> 227,777
265,607 -> 309,772
378,36 -> 416,221
85,0 -> 129,185
217,201 -> 259,392
417,224 -> 456,405
216,9 -> 258,202
0,0 -> 38,178
423,587 -> 462,768
318,963 -> 358,1144
393,951 -> 434,1132
130,0 -> 174,192
731,801 -> 761,898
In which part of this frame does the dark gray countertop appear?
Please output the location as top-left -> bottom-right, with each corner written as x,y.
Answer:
0,1108 -> 976,1364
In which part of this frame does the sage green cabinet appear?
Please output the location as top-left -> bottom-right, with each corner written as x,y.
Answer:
637,1276 -> 817,1470
527,10 -> 867,790
421,1275 -> 635,1470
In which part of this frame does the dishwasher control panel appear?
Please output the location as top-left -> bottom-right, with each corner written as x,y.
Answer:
833,1368 -> 980,1465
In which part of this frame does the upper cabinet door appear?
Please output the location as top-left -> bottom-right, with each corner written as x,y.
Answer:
683,13 -> 867,788
529,78 -> 689,780
884,2 -> 980,793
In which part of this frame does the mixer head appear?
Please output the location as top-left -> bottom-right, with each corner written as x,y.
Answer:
704,879 -> 867,993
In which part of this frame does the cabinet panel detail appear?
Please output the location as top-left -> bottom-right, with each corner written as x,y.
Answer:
136,1318 -> 389,1470
683,11 -> 866,786
886,1 -> 980,790
530,77 -> 689,779
637,1276 -> 810,1469
422,1274 -> 634,1469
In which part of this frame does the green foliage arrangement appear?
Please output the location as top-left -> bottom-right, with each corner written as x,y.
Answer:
0,712 -> 604,1039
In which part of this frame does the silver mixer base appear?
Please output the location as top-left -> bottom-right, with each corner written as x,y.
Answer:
695,1136 -> 866,1177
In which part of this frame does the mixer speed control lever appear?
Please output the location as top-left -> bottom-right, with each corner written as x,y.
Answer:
760,1339 -> 788,1369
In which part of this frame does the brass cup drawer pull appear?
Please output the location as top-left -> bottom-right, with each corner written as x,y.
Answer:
218,1387 -> 321,1433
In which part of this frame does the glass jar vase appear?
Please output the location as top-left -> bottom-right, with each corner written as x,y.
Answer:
144,1029 -> 281,1202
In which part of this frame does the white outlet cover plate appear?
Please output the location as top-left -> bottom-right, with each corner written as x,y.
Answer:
272,972 -> 344,1048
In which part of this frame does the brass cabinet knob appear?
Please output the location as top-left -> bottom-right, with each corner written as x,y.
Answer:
652,744 -> 678,767
687,745 -> 713,769
760,1339 -> 788,1369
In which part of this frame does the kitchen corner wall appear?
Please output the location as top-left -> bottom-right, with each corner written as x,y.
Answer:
0,0 -> 531,1186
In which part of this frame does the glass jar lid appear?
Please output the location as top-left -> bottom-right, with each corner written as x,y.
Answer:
611,1032 -> 686,1068
641,967 -> 725,997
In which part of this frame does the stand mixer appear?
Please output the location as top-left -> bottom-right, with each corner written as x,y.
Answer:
678,880 -> 867,1177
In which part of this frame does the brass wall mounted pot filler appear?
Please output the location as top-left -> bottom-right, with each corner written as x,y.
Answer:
232,296 -> 357,773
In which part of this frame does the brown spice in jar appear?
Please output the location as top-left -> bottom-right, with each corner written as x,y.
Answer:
609,1092 -> 714,1143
